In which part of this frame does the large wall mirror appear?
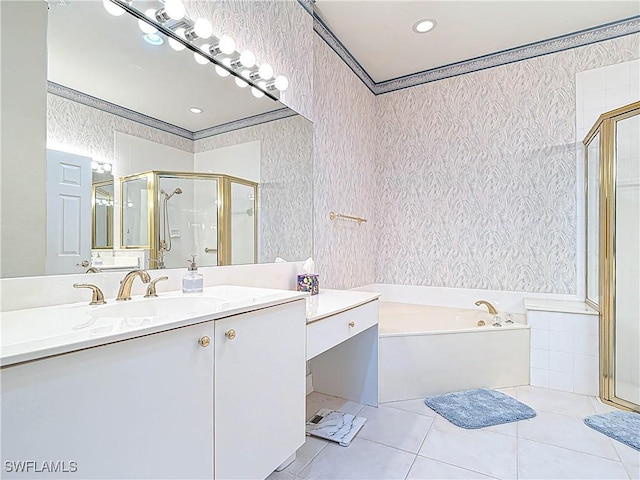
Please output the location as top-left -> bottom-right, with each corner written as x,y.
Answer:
1,0 -> 312,277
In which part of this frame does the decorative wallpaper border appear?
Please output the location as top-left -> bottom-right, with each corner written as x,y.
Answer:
47,81 -> 294,140
307,4 -> 640,95
192,108 -> 297,139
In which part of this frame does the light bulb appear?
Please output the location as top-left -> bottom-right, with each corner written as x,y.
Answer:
164,0 -> 185,20
194,46 -> 209,65
103,0 -> 125,16
215,58 -> 232,77
168,28 -> 186,51
218,35 -> 236,55
274,75 -> 289,91
235,77 -> 248,88
194,18 -> 213,39
91,161 -> 100,170
258,63 -> 273,80
103,163 -> 112,172
251,86 -> 265,98
239,50 -> 256,68
138,10 -> 158,34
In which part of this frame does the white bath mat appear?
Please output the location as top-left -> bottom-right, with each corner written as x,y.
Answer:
306,408 -> 366,447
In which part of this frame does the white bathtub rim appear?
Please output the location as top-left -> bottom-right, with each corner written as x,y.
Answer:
379,323 -> 530,338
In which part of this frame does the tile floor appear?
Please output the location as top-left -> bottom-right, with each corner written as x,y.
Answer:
269,386 -> 640,480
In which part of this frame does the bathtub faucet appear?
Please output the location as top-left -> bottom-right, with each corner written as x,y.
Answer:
475,300 -> 498,315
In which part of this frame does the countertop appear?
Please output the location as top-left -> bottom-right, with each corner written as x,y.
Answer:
0,285 -> 307,367
305,289 -> 381,324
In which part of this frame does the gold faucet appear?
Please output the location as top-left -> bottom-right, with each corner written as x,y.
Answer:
117,269 -> 151,301
475,300 -> 498,315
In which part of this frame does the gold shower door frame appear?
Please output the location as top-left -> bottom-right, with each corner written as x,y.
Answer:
120,171 -> 258,267
584,101 -> 640,413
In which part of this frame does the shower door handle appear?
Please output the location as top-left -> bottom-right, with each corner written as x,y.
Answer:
204,247 -> 217,253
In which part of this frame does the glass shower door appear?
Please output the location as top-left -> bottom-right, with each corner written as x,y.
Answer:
157,175 -> 219,269
613,113 -> 640,406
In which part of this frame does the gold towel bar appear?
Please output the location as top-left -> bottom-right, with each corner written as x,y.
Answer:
329,211 -> 367,225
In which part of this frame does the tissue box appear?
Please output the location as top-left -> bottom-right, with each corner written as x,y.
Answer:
297,274 -> 319,295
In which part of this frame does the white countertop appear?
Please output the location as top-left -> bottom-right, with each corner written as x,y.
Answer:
305,289 -> 380,324
0,285 -> 307,367
524,298 -> 599,316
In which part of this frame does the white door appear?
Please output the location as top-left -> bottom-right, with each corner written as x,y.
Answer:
46,149 -> 92,274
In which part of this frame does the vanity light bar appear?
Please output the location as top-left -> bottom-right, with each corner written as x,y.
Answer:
104,0 -> 288,97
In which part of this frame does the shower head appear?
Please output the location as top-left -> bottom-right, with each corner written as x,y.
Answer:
161,188 -> 183,200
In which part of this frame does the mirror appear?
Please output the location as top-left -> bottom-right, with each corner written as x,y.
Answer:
2,0 -> 313,277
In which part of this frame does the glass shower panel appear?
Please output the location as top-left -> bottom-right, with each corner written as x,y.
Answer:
230,181 -> 256,265
586,133 -> 600,306
157,176 -> 218,269
614,114 -> 640,405
122,177 -> 149,247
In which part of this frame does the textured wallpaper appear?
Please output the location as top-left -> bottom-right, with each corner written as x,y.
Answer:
313,36 -> 377,289
47,94 -> 193,162
184,0 -> 313,121
375,34 -> 640,294
194,115 -> 313,264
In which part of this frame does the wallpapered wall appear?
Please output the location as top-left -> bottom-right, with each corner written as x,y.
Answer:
375,34 -> 640,294
185,0 -> 313,121
47,95 -> 193,161
194,116 -> 313,264
313,37 -> 377,289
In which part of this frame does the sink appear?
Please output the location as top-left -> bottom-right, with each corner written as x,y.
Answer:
89,296 -> 228,320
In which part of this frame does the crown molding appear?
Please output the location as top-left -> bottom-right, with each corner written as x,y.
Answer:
304,3 -> 640,96
48,82 -> 295,140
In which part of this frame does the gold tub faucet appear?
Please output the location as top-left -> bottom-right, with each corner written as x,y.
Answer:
475,300 -> 498,315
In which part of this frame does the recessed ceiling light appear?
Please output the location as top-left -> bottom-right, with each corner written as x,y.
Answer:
190,107 -> 203,114
413,19 -> 437,34
143,33 -> 164,46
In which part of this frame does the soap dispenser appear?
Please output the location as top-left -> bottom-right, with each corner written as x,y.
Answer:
182,255 -> 203,294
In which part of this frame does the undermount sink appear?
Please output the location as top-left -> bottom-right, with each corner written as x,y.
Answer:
89,296 -> 228,319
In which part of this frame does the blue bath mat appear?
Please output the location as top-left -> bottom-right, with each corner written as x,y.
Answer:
584,410 -> 640,451
424,388 -> 536,429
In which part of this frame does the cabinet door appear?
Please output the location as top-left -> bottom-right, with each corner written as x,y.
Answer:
1,322 -> 215,479
214,300 -> 306,480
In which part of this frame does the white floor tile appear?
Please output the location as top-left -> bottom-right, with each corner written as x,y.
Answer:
483,419 -> 518,437
406,456 -> 493,479
266,471 -> 295,480
516,385 -> 596,417
625,462 -> 640,479
518,410 -> 619,459
358,405 -> 434,454
306,392 -> 364,421
297,437 -> 414,480
518,438 -> 628,479
589,396 -> 619,414
612,440 -> 640,467
381,398 -> 437,417
418,417 -> 517,479
495,387 -> 518,399
282,437 -> 329,476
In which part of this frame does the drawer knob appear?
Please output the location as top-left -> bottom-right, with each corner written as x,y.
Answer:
198,336 -> 211,348
349,321 -> 355,327
225,329 -> 236,340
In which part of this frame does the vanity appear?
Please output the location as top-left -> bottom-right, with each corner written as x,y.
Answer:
1,286 -> 307,479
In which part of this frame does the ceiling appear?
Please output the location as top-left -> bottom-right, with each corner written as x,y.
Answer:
314,1 -> 640,83
47,1 -> 283,132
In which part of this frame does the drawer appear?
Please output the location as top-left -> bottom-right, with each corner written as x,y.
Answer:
307,300 -> 378,360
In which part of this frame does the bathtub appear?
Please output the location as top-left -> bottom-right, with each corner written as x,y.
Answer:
379,301 -> 530,402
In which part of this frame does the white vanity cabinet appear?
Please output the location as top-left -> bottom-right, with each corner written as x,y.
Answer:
1,299 -> 306,480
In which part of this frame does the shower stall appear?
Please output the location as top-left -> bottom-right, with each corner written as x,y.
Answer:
120,171 -> 257,269
584,101 -> 639,412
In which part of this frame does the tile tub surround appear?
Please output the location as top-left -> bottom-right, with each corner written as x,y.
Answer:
272,387 -> 636,480
525,301 -> 600,395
